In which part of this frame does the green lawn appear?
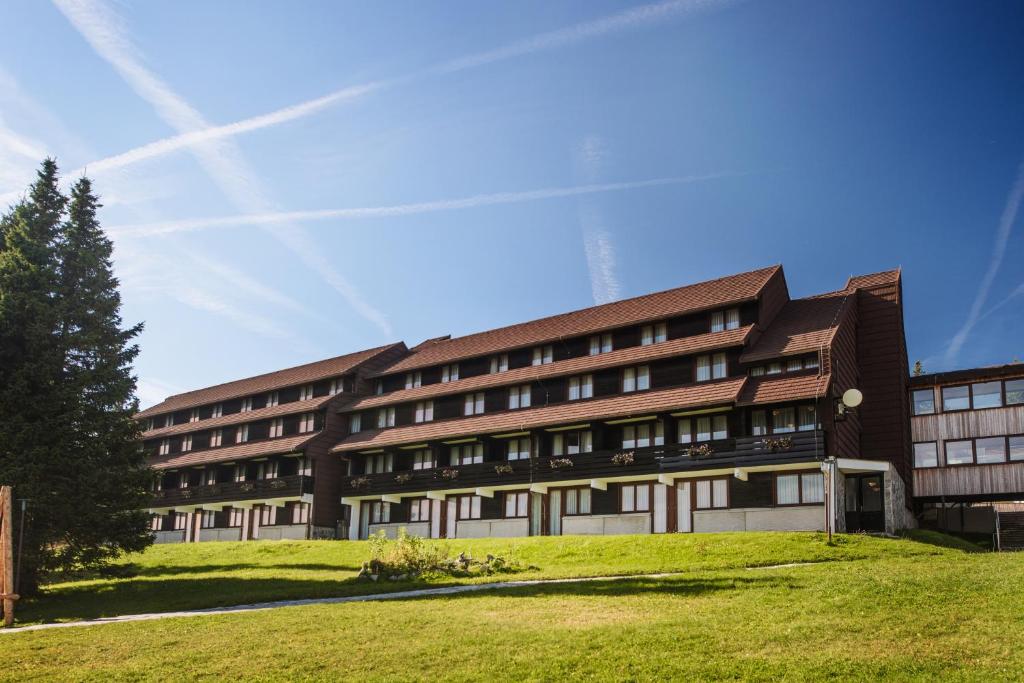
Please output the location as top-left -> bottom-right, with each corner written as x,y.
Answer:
4,532 -> 1023,681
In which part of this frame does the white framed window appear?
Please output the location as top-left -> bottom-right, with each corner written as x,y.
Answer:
211,403 -> 223,418
504,491 -> 529,518
366,453 -> 393,474
749,366 -> 765,377
349,413 -> 362,434
622,421 -> 664,448
696,417 -> 711,442
262,460 -> 279,480
267,391 -> 279,407
641,323 -> 667,346
678,418 -> 692,444
532,345 -> 553,366
620,483 -> 651,512
405,372 -> 422,389
367,501 -> 389,525
507,437 -> 531,461
457,495 -> 482,520
189,409 -> 199,423
710,311 -> 725,333
450,443 -> 483,465
798,406 -> 816,432
786,358 -> 803,372
299,384 -> 313,401
712,353 -> 727,379
589,334 -> 613,355
414,401 -> 434,423
158,438 -> 170,455
173,512 -> 188,530
563,487 -> 592,515
378,407 -> 396,428
490,354 -> 508,374
712,415 -> 728,440
772,407 -> 796,434
622,366 -> 650,392
181,435 -> 193,452
725,308 -> 740,330
375,380 -> 384,396
236,425 -> 249,443
751,410 -> 767,436
776,472 -> 824,505
291,502 -> 310,524
553,430 -> 592,456
228,508 -> 245,527
209,429 -> 222,448
441,364 -> 459,383
329,379 -> 343,396
410,498 -> 431,522
299,412 -> 316,433
269,418 -> 284,438
240,397 -> 253,412
464,392 -> 485,416
805,356 -> 820,370
695,479 -> 728,509
508,385 -> 531,410
696,355 -> 712,382
766,362 -> 782,375
412,449 -> 434,470
568,375 -> 593,401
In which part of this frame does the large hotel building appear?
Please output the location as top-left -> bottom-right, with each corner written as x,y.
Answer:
137,265 -> 1022,544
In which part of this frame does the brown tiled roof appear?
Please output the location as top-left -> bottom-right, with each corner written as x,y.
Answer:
846,269 -> 900,291
739,293 -> 852,363
347,326 -> 754,411
136,343 -> 404,419
377,266 -> 781,375
738,373 -> 831,405
142,394 -> 343,439
150,434 -> 317,470
332,378 -> 747,452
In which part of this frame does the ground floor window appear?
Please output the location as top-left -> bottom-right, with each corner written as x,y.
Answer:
367,501 -> 390,524
620,483 -> 651,513
695,479 -> 728,509
289,502 -> 310,524
150,515 -> 163,531
504,491 -> 529,518
200,510 -> 217,528
409,498 -> 431,522
228,507 -> 245,527
563,487 -> 592,515
776,472 -> 824,505
457,495 -> 482,520
173,512 -> 188,530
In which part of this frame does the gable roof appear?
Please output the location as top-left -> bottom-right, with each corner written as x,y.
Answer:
739,292 -> 852,363
136,343 -> 405,419
149,433 -> 317,470
377,266 -> 782,375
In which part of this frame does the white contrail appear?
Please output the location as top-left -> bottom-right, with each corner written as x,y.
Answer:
54,0 -> 392,336
583,226 -> 621,305
108,174 -> 733,237
575,135 -> 621,305
944,159 -> 1024,365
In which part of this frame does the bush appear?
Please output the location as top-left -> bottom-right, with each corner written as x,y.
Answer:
358,529 -> 522,581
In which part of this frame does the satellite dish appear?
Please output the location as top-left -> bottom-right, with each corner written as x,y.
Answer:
842,388 -> 863,408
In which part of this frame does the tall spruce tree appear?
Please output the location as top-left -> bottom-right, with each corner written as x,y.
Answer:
0,161 -> 151,593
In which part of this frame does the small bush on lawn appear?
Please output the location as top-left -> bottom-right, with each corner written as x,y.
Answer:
358,529 -> 522,581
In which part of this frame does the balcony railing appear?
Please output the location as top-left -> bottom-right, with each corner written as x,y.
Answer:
339,430 -> 825,497
151,474 -> 312,508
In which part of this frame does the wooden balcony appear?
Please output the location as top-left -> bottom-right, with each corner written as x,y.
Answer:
339,431 -> 826,498
151,474 -> 313,508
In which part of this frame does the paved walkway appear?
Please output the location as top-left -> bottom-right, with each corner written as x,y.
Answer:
2,562 -> 815,634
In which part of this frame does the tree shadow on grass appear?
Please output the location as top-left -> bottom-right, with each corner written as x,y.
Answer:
130,562 -> 363,577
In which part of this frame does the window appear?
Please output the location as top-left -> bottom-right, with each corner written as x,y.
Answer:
209,429 -> 222,448
150,515 -> 163,532
620,483 -> 651,512
912,389 -> 935,415
490,354 -> 508,374
710,311 -> 725,333
786,358 -> 803,372
349,413 -> 362,434
975,437 -> 1007,464
712,353 -> 727,379
189,409 -> 199,423
589,334 -> 612,355
568,375 -> 593,400
507,437 -> 530,461
269,418 -> 284,438
696,417 -> 711,442
457,495 -> 482,520
749,366 -> 765,377
641,323 -> 667,345
173,513 -> 187,530
751,410 -> 767,436
158,439 -> 170,455
678,418 -> 692,444
375,380 -> 384,396
695,479 -> 728,509
412,449 -> 434,470
1010,436 -> 1024,461
1007,379 -> 1024,406
236,425 -> 249,443
766,362 -> 782,375
164,414 -> 173,428
267,391 -> 279,407
291,502 -> 310,524
772,407 -> 796,434
405,372 -> 421,389
377,407 -> 396,428
685,416 -> 727,443
712,414 -> 728,440
532,346 -> 553,366
945,440 -> 974,466
441,364 -> 459,383
504,491 -> 529,518
725,308 -> 740,330
329,379 -> 342,396
622,421 -> 664,448
776,473 -> 824,505
622,366 -> 650,392
240,397 -> 253,412
804,356 -> 820,370
942,385 -> 970,411
798,405 -> 816,432
410,498 -> 431,522
263,460 -> 278,479
696,355 -> 711,382
299,384 -> 313,401
414,401 -> 434,423
299,412 -> 315,433
211,403 -> 223,418
200,510 -> 216,528
451,443 -> 483,465
972,381 -> 1002,409
228,508 -> 245,527
563,487 -> 592,515
181,435 -> 192,452
553,430 -> 592,456
464,393 -> 484,416
913,442 -> 938,468
365,453 -> 393,474
508,385 -> 531,409
367,501 -> 390,525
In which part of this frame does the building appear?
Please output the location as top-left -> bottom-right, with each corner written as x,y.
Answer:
137,344 -> 406,542
331,266 -> 915,540
909,364 -> 1024,538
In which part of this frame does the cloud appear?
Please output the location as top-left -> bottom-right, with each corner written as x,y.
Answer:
54,0 -> 391,336
108,173 -> 733,237
575,135 -> 622,304
583,224 -> 621,305
944,159 -> 1024,365
135,377 -> 184,409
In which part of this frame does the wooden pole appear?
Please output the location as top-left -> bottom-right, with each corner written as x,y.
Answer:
1,486 -> 16,627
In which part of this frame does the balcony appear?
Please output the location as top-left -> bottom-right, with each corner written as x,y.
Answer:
339,431 -> 825,498
151,474 -> 313,508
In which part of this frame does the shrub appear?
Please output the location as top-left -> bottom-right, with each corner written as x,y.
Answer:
358,529 -> 522,581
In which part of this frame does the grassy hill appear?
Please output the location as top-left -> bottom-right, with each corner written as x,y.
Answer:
7,532 -> 1024,681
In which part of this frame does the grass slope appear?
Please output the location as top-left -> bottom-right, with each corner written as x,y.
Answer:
5,533 -> 1023,681
22,532 -> 947,623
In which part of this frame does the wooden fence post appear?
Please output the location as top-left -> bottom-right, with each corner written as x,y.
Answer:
1,486 -> 17,627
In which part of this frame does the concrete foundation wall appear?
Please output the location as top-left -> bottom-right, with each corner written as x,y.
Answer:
456,518 -> 529,538
153,530 -> 186,544
561,513 -> 651,536
256,524 -> 309,541
197,527 -> 243,542
884,469 -> 915,532
693,506 -> 825,533
368,522 -> 431,539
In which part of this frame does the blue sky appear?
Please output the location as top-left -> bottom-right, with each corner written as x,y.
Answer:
0,0 -> 1021,407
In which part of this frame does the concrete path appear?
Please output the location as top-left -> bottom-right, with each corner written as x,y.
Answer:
2,562 -> 816,635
